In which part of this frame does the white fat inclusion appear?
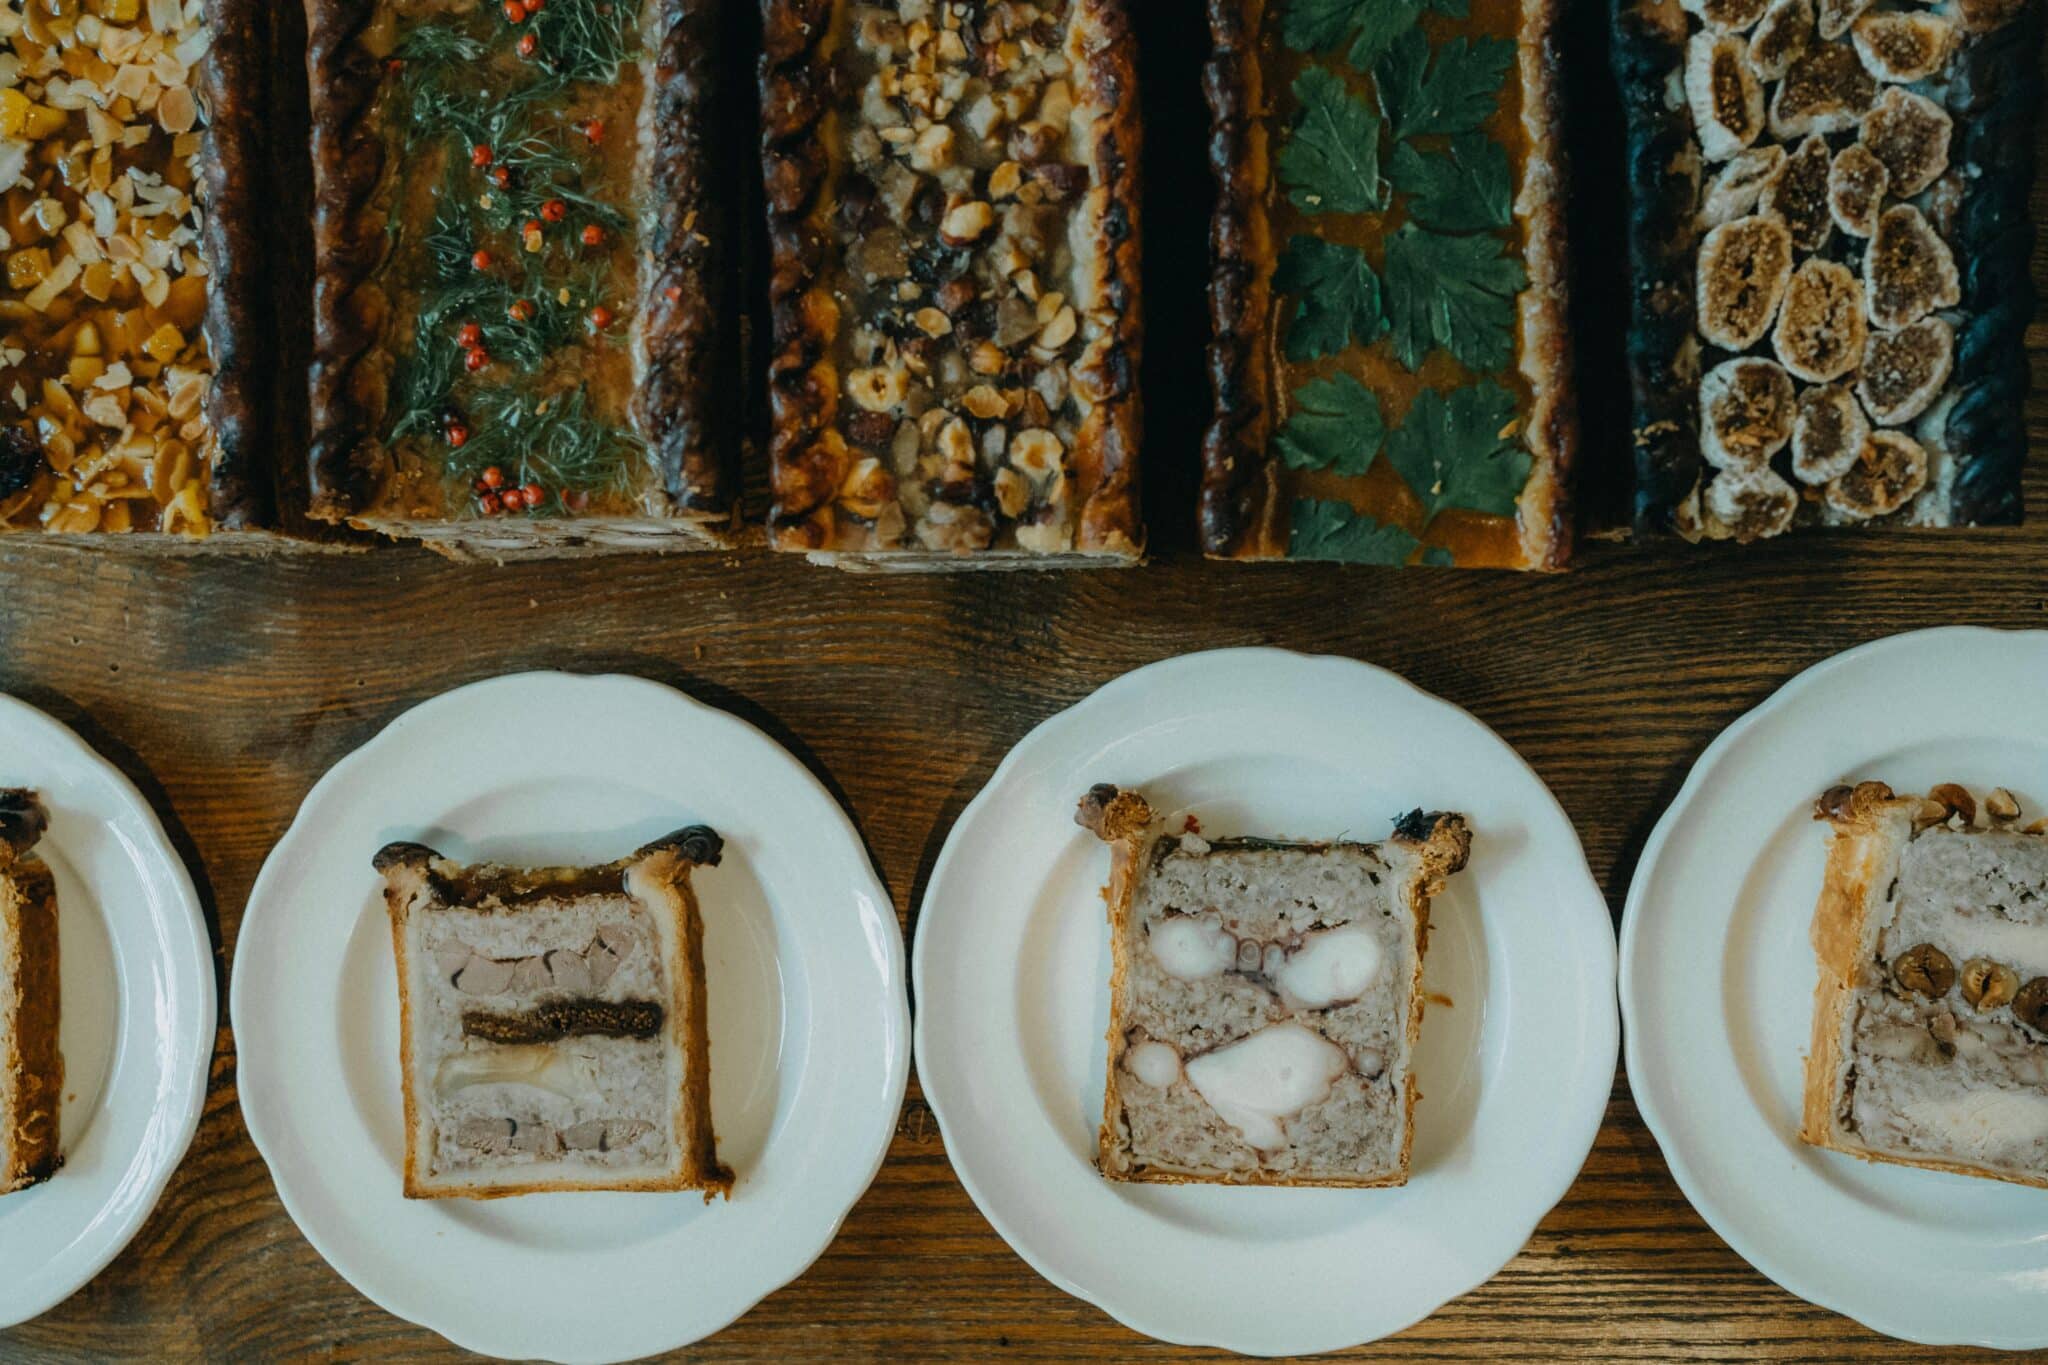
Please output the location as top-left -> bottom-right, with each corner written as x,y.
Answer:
1127,1040 -> 1184,1089
1148,913 -> 1237,980
1275,924 -> 1385,1009
1185,1022 -> 1349,1151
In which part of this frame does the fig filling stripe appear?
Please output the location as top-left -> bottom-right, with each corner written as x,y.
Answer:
461,999 -> 667,1044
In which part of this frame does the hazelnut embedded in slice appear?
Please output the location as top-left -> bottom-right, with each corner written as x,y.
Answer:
1825,430 -> 1928,520
1863,205 -> 1960,329
1929,782 -> 1978,825
1773,258 -> 1866,382
1696,214 -> 1794,350
1891,943 -> 1957,999
1827,142 -> 1889,238
1700,357 -> 1795,469
1703,464 -> 1799,541
1862,87 -> 1952,196
1701,146 -> 1785,227
1770,41 -> 1876,139
1856,317 -> 1954,426
1851,12 -> 1957,82
1790,384 -> 1870,485
1686,32 -> 1766,160
1748,0 -> 1814,79
1760,135 -> 1834,252
1962,958 -> 2021,1010
2013,978 -> 2048,1034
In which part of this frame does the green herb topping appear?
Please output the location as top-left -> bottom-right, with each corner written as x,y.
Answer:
1274,235 -> 1386,362
1381,222 -> 1527,373
1382,382 -> 1532,521
1275,374 -> 1386,476
1278,67 -> 1385,215
1288,497 -> 1422,564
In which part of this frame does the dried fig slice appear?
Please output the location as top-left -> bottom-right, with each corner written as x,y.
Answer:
1790,384 -> 1870,484
1862,87 -> 1952,196
1748,0 -> 1814,80
1702,466 -> 1800,541
1696,214 -> 1794,350
1760,134 -> 1833,251
1863,205 -> 1960,329
1827,142 -> 1888,238
1852,12 -> 1957,82
1700,357 -> 1795,469
1816,0 -> 1873,38
1686,33 -> 1766,160
1891,942 -> 1956,998
1826,430 -> 1929,519
1683,0 -> 1772,28
1773,259 -> 1866,382
1701,146 -> 1785,227
1770,41 -> 1876,138
1856,317 -> 1954,425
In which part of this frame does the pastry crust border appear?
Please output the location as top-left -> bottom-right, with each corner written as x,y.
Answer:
758,0 -> 1145,570
1,794 -> 60,1195
1799,782 -> 2048,1190
1199,0 -> 1577,570
1083,787 -> 1470,1188
304,0 -> 736,553
379,833 -> 733,1201
1612,0 -> 2038,536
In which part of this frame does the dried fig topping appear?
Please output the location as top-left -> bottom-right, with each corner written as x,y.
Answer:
1701,147 -> 1786,227
1790,384 -> 1870,485
1985,788 -> 2022,822
2014,978 -> 2048,1033
1856,318 -> 1954,426
1816,0 -> 1873,38
1686,33 -> 1765,160
1700,358 -> 1795,469
1773,259 -> 1866,383
1825,430 -> 1927,520
1928,783 -> 1977,825
1852,12 -> 1957,82
1770,41 -> 1875,138
1761,135 -> 1833,251
1827,142 -> 1889,238
1696,215 -> 1794,350
1862,205 -> 1960,329
1862,87 -> 1952,197
1961,958 -> 2021,1010
1703,465 -> 1799,541
1683,0 -> 1772,28
1748,0 -> 1814,80
1891,943 -> 1956,999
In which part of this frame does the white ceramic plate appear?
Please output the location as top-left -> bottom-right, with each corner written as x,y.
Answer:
234,672 -> 908,1363
0,694 -> 213,1328
914,648 -> 1616,1354
1623,626 -> 2048,1349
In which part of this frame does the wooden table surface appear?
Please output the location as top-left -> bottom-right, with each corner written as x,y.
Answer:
6,4 -> 2048,1362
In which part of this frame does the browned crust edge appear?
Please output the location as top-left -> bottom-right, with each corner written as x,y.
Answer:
2,790 -> 60,1194
305,0 -> 734,550
1798,782 -> 2048,1190
381,832 -> 731,1199
1199,0 -> 1576,570
759,0 -> 1144,568
1082,786 -> 1471,1187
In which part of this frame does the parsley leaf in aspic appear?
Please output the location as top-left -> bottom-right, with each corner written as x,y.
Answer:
1388,133 -> 1513,231
1381,222 -> 1526,372
1275,373 -> 1386,476
1288,497 -> 1420,565
1384,382 -> 1531,522
1274,235 -> 1386,362
1374,28 -> 1514,141
1278,68 -> 1384,216
1282,0 -> 1468,68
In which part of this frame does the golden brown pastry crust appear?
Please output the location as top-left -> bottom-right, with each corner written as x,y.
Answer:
1200,0 -> 1576,569
305,0 -> 735,556
1,790 -> 60,1195
379,831 -> 732,1201
1799,781 -> 2048,1189
1080,786 -> 1470,1187
759,0 -> 1144,569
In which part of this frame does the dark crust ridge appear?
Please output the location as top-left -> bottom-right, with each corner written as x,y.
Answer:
0,788 -> 48,863
758,0 -> 1145,565
1612,0 -> 2037,532
305,0 -> 736,543
372,826 -> 723,907
1200,0 -> 1576,568
462,999 -> 666,1043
